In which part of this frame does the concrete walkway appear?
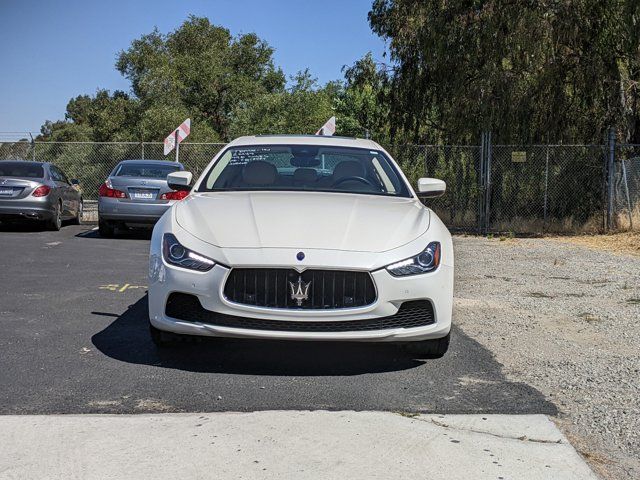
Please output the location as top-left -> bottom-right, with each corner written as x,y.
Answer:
0,411 -> 598,480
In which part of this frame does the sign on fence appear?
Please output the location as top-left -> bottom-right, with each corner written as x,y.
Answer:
511,151 -> 527,163
163,119 -> 191,158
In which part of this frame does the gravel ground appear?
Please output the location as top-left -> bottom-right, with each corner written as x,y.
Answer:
453,236 -> 640,480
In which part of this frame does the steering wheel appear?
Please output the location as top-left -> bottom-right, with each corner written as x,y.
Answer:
332,176 -> 376,188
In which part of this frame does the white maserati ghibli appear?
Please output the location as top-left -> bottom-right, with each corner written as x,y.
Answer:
148,135 -> 453,357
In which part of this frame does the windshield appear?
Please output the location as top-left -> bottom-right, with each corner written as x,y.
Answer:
198,145 -> 411,197
114,163 -> 181,179
0,162 -> 44,179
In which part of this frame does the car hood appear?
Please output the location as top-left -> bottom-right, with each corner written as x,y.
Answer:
175,191 -> 430,253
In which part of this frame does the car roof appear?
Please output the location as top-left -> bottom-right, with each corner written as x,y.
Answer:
0,160 -> 47,166
117,159 -> 184,167
227,135 -> 383,150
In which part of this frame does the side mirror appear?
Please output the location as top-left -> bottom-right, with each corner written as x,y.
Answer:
70,179 -> 79,185
167,171 -> 193,192
417,178 -> 446,198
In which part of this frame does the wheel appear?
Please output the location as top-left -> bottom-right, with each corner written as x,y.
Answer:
98,218 -> 115,237
71,199 -> 83,225
402,333 -> 450,359
47,201 -> 62,231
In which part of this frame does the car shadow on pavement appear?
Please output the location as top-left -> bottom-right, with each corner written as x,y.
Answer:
0,221 -> 48,232
91,295 -> 558,414
75,228 -> 152,240
0,220 -> 84,232
92,295 -> 427,376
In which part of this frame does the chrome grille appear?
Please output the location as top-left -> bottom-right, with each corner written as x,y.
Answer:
223,268 -> 376,310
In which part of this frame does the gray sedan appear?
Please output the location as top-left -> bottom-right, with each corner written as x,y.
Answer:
0,160 -> 82,230
98,159 -> 185,237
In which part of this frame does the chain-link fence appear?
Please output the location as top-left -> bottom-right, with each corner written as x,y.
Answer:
615,145 -> 640,230
1,139 -> 637,233
402,144 -> 609,234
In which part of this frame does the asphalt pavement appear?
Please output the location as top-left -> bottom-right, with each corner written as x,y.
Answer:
0,223 -> 556,415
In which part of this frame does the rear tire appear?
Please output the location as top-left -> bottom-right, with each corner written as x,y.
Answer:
98,218 -> 115,237
402,333 -> 450,359
47,201 -> 62,231
71,199 -> 83,225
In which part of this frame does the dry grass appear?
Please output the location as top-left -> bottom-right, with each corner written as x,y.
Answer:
549,231 -> 640,257
615,204 -> 640,231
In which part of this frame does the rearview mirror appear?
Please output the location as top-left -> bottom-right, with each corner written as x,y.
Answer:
167,171 -> 193,192
417,178 -> 446,198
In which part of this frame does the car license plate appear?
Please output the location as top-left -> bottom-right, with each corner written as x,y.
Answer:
132,192 -> 154,200
0,188 -> 13,196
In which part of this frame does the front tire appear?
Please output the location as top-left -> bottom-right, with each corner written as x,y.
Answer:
402,333 -> 450,359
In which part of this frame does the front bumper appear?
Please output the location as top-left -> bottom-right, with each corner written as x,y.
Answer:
148,261 -> 453,343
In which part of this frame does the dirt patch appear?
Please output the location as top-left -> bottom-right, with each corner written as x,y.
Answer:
454,235 -> 640,479
134,399 -> 177,412
549,231 -> 640,257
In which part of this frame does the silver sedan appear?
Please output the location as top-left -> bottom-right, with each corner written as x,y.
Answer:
98,159 -> 186,237
0,160 -> 82,230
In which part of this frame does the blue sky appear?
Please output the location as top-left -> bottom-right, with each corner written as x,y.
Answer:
0,0 -> 387,139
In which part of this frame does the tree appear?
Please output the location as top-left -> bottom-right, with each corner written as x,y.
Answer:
334,53 -> 391,141
369,0 -> 640,144
115,16 -> 285,141
41,16 -> 286,142
229,70 -> 335,137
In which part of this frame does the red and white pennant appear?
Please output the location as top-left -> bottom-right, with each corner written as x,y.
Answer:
315,116 -> 336,136
164,118 -> 191,155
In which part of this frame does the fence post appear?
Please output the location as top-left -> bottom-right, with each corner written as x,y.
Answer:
606,127 -> 616,231
478,132 -> 486,234
424,144 -> 428,177
28,133 -> 36,161
543,145 -> 549,231
621,159 -> 633,229
484,131 -> 492,234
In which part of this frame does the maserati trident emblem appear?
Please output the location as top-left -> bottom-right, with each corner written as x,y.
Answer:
289,276 -> 311,306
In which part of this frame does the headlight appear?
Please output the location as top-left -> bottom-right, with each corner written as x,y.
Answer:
385,242 -> 441,276
162,233 -> 215,271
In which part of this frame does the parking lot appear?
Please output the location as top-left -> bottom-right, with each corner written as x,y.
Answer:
0,223 -> 552,415
1,223 -> 639,479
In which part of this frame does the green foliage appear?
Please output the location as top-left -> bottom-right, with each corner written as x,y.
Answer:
229,70 -> 334,137
41,16 -> 287,143
115,16 -> 285,141
39,6 -> 640,147
334,53 -> 391,141
369,0 -> 640,144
